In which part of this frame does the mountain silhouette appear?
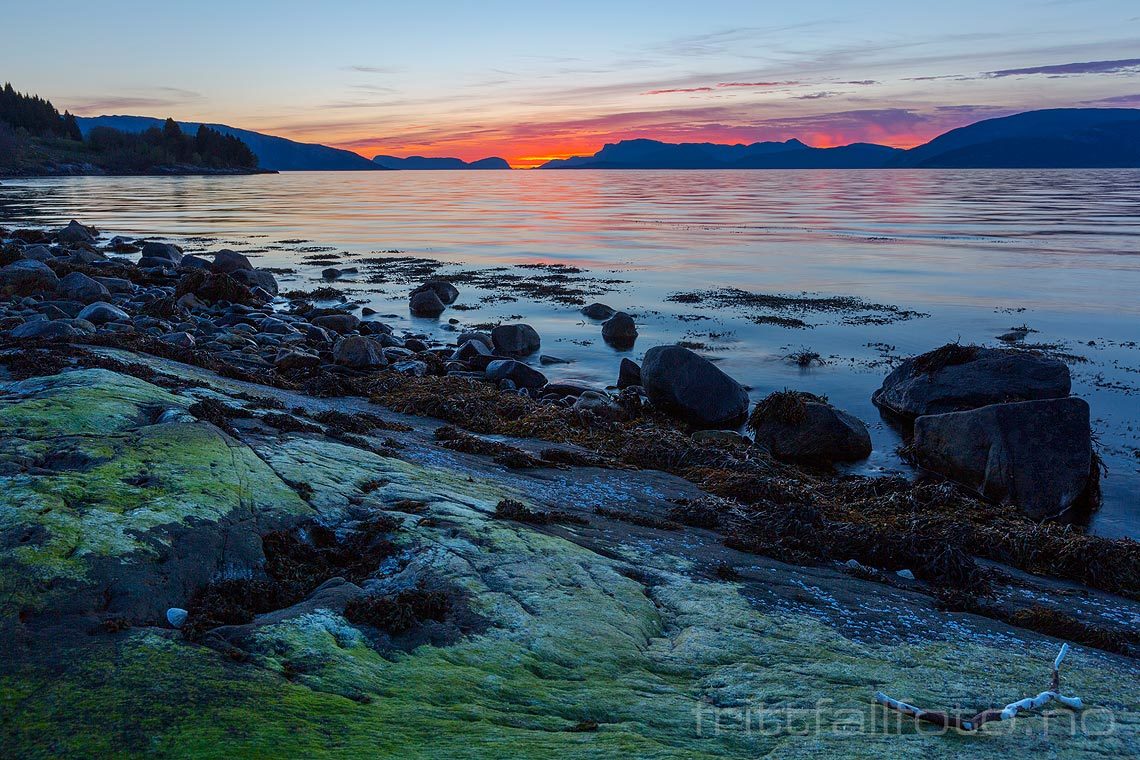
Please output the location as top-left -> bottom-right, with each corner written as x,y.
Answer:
893,108 -> 1140,167
540,109 -> 1140,169
372,155 -> 511,169
76,116 -> 383,171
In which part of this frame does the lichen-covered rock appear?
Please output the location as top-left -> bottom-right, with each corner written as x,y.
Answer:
2,356 -> 1137,759
873,345 -> 1071,419
913,397 -> 1093,519
0,369 -> 312,624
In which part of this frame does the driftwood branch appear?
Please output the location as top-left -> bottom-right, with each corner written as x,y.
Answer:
874,643 -> 1084,732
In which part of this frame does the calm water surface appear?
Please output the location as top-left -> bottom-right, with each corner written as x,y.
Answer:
2,170 -> 1138,537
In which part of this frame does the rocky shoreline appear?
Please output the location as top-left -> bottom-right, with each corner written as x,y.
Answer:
2,220 -> 1138,756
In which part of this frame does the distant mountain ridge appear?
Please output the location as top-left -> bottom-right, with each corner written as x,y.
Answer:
76,116 -> 383,171
540,109 -> 1140,169
372,155 -> 510,170
541,138 -> 902,169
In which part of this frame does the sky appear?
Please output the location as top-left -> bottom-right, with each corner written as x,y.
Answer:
4,0 -> 1140,167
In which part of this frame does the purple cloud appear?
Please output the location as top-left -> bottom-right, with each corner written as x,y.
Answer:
986,58 -> 1140,77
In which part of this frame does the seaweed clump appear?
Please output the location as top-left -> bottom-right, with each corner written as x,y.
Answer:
747,390 -> 826,430
910,342 -> 980,375
494,498 -> 588,526
183,516 -> 401,640
343,587 -> 450,634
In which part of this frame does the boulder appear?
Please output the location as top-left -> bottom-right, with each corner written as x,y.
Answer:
180,254 -> 212,270
491,324 -> 541,356
312,313 -> 360,334
873,345 -> 1070,419
391,360 -> 428,377
412,280 -> 459,305
581,303 -> 615,320
0,259 -> 59,296
912,397 -> 1093,520
212,249 -> 254,273
640,345 -> 749,429
140,241 -> 183,264
617,358 -> 641,389
77,301 -> 130,325
231,268 -> 279,296
601,312 -> 638,348
321,268 -> 342,281
21,245 -> 55,261
333,335 -> 387,369
56,220 -> 97,245
274,350 -> 323,371
572,391 -> 623,420
9,319 -> 80,341
452,339 -> 493,363
748,393 -> 872,464
485,359 -> 547,391
457,331 -> 492,349
409,288 -> 446,317
58,271 -> 109,303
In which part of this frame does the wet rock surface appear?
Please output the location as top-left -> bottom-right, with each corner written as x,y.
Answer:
641,345 -> 749,429
913,397 -> 1094,519
873,345 -> 1071,419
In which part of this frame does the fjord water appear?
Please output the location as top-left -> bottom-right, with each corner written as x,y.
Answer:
2,169 -> 1138,537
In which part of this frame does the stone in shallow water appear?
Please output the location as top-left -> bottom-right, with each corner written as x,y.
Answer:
873,346 -> 1070,419
641,345 -> 748,429
491,323 -> 540,356
912,397 -> 1093,520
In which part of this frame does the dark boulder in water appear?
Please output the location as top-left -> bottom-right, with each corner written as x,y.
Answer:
491,324 -> 541,356
873,345 -> 1070,419
640,345 -> 749,429
581,302 -> 616,320
212,249 -> 254,273
140,241 -> 183,264
912,397 -> 1093,520
56,219 -> 97,245
748,391 -> 871,464
58,272 -> 109,303
409,288 -> 446,317
601,311 -> 637,348
412,279 -> 459,305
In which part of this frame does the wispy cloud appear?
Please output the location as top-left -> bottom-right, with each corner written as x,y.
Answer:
1080,92 -> 1140,105
717,81 -> 799,88
642,87 -> 714,95
795,91 -> 836,100
986,57 -> 1140,77
65,87 -> 204,115
345,65 -> 402,74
